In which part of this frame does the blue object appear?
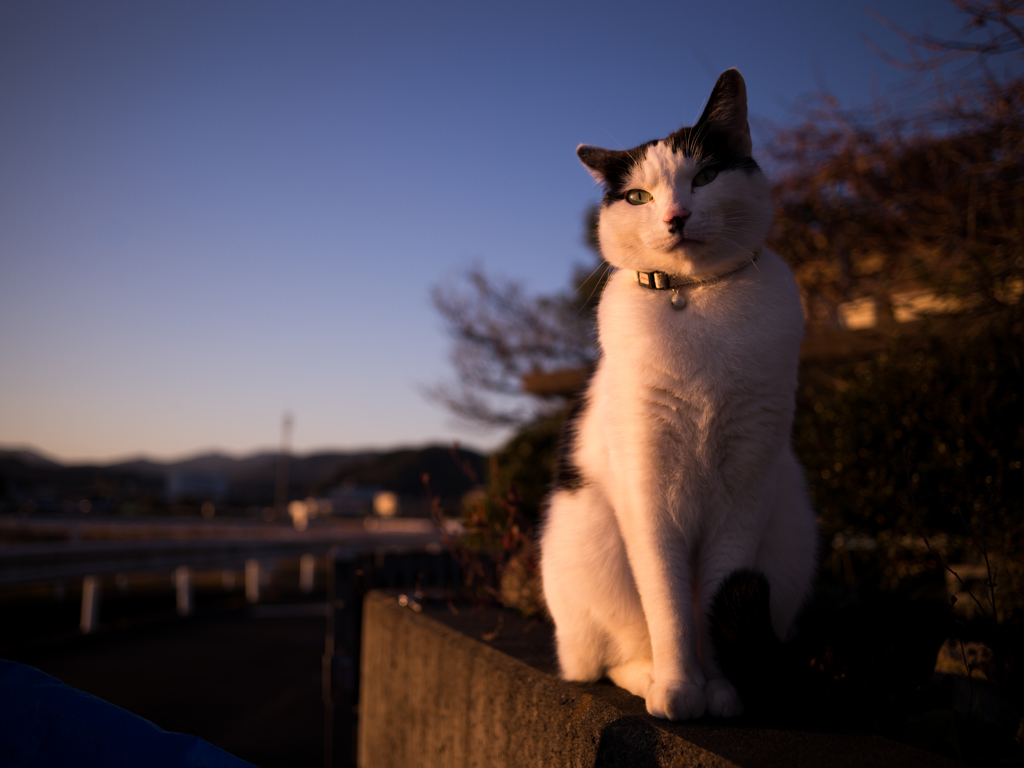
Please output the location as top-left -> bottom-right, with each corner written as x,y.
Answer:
0,660 -> 256,768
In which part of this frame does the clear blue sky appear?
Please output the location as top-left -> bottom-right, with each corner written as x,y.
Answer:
0,0 -> 964,463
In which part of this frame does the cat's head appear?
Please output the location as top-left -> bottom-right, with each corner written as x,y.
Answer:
578,69 -> 772,276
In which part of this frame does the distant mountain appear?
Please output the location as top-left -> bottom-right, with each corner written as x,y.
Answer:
0,445 -> 485,514
326,446 -> 485,497
0,447 -> 64,469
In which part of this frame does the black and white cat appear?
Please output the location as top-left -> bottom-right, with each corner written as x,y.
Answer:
539,69 -> 818,721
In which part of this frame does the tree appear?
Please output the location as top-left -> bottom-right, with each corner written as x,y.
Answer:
430,207 -> 605,429
768,0 -> 1024,328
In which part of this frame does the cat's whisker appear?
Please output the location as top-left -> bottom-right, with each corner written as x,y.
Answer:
614,242 -> 653,270
715,234 -> 766,257
576,261 -> 615,315
571,259 -> 614,300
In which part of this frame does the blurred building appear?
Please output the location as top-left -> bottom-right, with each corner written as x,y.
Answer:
166,470 -> 229,503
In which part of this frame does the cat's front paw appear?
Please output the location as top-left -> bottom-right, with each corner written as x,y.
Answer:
705,678 -> 743,718
645,679 -> 706,720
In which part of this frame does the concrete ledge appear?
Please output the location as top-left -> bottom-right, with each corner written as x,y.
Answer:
358,590 -> 959,767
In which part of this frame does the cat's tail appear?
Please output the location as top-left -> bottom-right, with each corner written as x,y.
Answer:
708,569 -> 809,717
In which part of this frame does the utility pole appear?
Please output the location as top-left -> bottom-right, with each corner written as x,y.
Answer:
274,411 -> 293,520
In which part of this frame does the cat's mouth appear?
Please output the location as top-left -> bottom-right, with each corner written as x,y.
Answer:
668,233 -> 704,249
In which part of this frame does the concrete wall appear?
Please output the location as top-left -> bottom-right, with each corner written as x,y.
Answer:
358,590 -> 959,768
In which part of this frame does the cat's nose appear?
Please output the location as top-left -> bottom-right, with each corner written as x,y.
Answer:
666,209 -> 690,233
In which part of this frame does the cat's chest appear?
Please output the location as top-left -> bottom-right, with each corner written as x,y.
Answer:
598,271 -> 779,383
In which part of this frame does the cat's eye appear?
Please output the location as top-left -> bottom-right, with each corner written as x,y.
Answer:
626,189 -> 653,205
693,168 -> 718,188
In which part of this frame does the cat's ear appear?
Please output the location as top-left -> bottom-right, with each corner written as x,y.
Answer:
577,144 -> 631,185
696,69 -> 752,157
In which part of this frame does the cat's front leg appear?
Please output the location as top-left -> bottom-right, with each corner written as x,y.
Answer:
617,513 -> 707,720
645,678 -> 707,721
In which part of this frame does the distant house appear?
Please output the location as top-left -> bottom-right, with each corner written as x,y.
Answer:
326,484 -> 409,517
836,290 -> 966,330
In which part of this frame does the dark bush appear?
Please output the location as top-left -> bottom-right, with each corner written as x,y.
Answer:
795,308 -> 1024,617
796,310 -> 1023,538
